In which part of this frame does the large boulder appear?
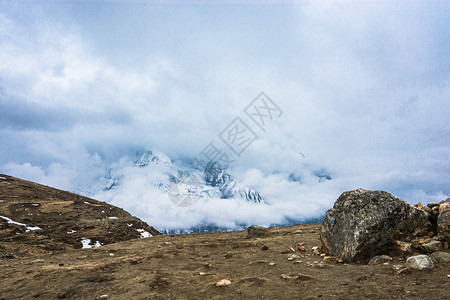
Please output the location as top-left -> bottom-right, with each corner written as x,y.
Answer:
320,188 -> 429,261
437,199 -> 450,243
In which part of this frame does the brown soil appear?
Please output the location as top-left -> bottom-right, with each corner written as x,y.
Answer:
1,175 -> 449,299
0,174 -> 160,259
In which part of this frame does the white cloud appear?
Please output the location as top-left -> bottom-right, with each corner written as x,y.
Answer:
0,2 -> 449,230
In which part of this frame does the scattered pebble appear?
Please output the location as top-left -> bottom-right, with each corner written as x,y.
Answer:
261,244 -> 269,251
368,255 -> 393,265
288,254 -> 300,261
215,279 -> 231,287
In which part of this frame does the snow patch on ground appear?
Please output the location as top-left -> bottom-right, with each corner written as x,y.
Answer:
0,176 -> 6,180
136,228 -> 152,238
108,217 -> 119,220
84,201 -> 91,205
81,237 -> 102,249
0,215 -> 42,232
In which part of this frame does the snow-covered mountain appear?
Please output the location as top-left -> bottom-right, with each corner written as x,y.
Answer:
103,150 -> 264,205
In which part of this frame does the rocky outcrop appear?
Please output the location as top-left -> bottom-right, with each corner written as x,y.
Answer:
437,199 -> 450,243
320,188 -> 430,261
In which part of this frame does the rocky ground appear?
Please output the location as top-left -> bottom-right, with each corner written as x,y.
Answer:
0,175 -> 449,299
1,223 -> 449,299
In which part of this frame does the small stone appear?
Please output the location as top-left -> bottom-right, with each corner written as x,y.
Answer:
393,240 -> 412,254
247,225 -> 268,236
261,244 -> 269,251
297,274 -> 313,281
32,259 -> 44,263
287,254 -> 300,261
415,202 -> 423,209
428,251 -> 450,263
215,279 -> 231,287
447,275 -> 450,278
368,255 -> 393,265
269,262 -> 276,266
311,246 -> 320,255
295,230 -> 303,234
418,240 -> 443,253
199,272 -> 206,276
290,247 -> 296,252
392,265 -> 403,271
397,268 -> 412,275
99,295 -> 109,299
406,255 -> 434,270
298,246 -> 306,252
281,273 -> 311,280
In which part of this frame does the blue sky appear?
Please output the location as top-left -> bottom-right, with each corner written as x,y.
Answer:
1,0 -> 449,229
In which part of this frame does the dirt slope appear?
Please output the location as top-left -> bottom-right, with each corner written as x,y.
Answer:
0,175 -> 449,299
0,174 -> 160,258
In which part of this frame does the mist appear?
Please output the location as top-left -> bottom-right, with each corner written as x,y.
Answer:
1,1 -> 449,230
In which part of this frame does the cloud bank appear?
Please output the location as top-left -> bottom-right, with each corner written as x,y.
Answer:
1,1 -> 449,230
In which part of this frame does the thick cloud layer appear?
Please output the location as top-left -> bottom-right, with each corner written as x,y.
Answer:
1,2 -> 449,230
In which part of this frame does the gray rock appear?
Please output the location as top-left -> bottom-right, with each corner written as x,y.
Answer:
406,255 -> 434,270
320,189 -> 429,261
437,199 -> 450,242
428,251 -> 450,263
368,255 -> 393,265
247,225 -> 268,236
418,240 -> 443,253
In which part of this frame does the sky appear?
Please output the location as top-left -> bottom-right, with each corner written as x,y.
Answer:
1,0 -> 449,230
